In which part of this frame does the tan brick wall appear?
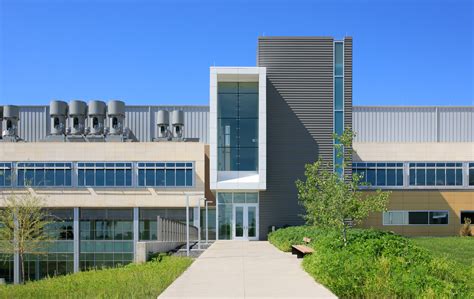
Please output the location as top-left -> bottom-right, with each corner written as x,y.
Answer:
362,190 -> 474,236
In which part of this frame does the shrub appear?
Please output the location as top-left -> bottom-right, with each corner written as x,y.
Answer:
460,218 -> 472,237
269,226 -> 472,298
0,256 -> 193,299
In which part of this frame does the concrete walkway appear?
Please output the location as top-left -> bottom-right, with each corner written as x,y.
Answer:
159,241 -> 336,299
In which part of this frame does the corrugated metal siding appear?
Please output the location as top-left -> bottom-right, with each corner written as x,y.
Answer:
15,105 -> 210,143
18,106 -> 49,142
353,106 -> 474,142
257,37 -> 351,239
344,38 -> 353,176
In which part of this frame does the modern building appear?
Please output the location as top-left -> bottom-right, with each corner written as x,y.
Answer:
0,36 -> 472,283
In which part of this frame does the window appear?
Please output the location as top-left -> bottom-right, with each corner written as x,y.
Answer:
0,163 -> 12,187
80,209 -> 133,270
469,163 -> 474,186
217,82 -> 258,171
333,41 -> 344,176
77,163 -> 132,187
137,162 -> 193,187
460,211 -> 474,224
353,162 -> 404,187
383,211 -> 448,225
17,163 -> 72,187
409,163 -> 463,186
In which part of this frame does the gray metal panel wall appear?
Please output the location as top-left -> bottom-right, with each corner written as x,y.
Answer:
257,36 -> 352,239
344,38 -> 353,176
353,106 -> 474,142
14,105 -> 210,143
18,106 -> 49,142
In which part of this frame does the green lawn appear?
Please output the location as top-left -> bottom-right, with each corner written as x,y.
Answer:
411,237 -> 474,265
0,256 -> 192,299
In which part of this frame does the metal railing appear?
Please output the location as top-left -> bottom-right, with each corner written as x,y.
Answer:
156,216 -> 198,242
135,216 -> 199,263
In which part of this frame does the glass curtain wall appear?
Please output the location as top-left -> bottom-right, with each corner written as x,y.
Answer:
334,42 -> 344,176
79,209 -> 133,270
217,82 -> 258,171
23,209 -> 74,281
200,208 -> 216,240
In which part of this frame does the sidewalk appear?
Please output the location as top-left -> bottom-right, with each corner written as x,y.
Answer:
158,241 -> 336,299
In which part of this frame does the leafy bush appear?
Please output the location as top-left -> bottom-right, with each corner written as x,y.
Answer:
0,256 -> 192,299
269,227 -> 472,298
460,218 -> 472,236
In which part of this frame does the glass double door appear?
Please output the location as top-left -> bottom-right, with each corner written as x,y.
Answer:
233,204 -> 258,240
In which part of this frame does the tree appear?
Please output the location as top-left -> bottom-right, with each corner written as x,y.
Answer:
296,129 -> 391,245
0,192 -> 53,283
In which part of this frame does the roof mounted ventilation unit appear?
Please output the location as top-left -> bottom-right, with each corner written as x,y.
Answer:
1,105 -> 21,142
107,100 -> 125,135
156,110 -> 170,140
68,100 -> 87,137
50,100 -> 68,135
88,100 -> 106,136
171,110 -> 184,139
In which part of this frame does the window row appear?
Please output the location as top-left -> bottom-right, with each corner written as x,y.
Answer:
409,163 -> 463,186
470,163 -> 474,186
0,162 -> 194,188
383,210 -> 449,225
353,162 -> 473,188
78,163 -> 133,187
137,163 -> 193,187
353,163 -> 404,186
17,162 -> 73,187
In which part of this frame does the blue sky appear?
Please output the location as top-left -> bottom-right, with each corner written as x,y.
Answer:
0,0 -> 472,106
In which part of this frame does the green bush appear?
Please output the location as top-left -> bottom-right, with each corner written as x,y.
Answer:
269,227 -> 472,298
0,256 -> 192,299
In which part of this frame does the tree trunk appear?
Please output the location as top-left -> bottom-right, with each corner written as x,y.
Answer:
342,224 -> 347,246
20,253 -> 25,284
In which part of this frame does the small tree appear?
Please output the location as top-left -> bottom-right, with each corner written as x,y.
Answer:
0,192 -> 52,283
296,129 -> 391,245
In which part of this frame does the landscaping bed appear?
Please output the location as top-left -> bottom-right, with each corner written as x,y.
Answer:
0,255 -> 192,298
269,226 -> 472,298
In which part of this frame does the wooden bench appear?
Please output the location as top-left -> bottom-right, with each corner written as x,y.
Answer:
291,237 -> 314,259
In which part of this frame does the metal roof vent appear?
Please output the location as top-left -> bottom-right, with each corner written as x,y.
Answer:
2,105 -> 20,138
157,110 -> 170,139
88,100 -> 106,135
171,110 -> 184,139
49,100 -> 68,135
107,100 -> 125,135
68,100 -> 87,135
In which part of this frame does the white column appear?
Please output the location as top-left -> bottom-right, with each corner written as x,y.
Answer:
13,215 -> 19,284
133,207 -> 139,260
73,207 -> 79,273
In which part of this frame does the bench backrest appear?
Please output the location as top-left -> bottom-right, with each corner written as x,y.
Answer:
303,237 -> 311,244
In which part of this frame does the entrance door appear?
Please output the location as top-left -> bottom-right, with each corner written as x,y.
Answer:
233,204 -> 258,240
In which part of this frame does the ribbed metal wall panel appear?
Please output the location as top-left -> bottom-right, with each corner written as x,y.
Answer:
18,106 -> 49,142
344,38 -> 353,176
353,106 -> 473,142
257,37 -> 352,238
14,105 -> 209,143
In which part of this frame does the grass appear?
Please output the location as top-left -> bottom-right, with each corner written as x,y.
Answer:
0,255 -> 192,299
411,236 -> 474,264
269,226 -> 473,298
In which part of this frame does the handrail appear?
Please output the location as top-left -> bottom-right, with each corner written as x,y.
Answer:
156,216 -> 198,242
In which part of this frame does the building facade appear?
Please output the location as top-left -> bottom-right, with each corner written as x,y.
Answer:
0,36 -> 473,283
